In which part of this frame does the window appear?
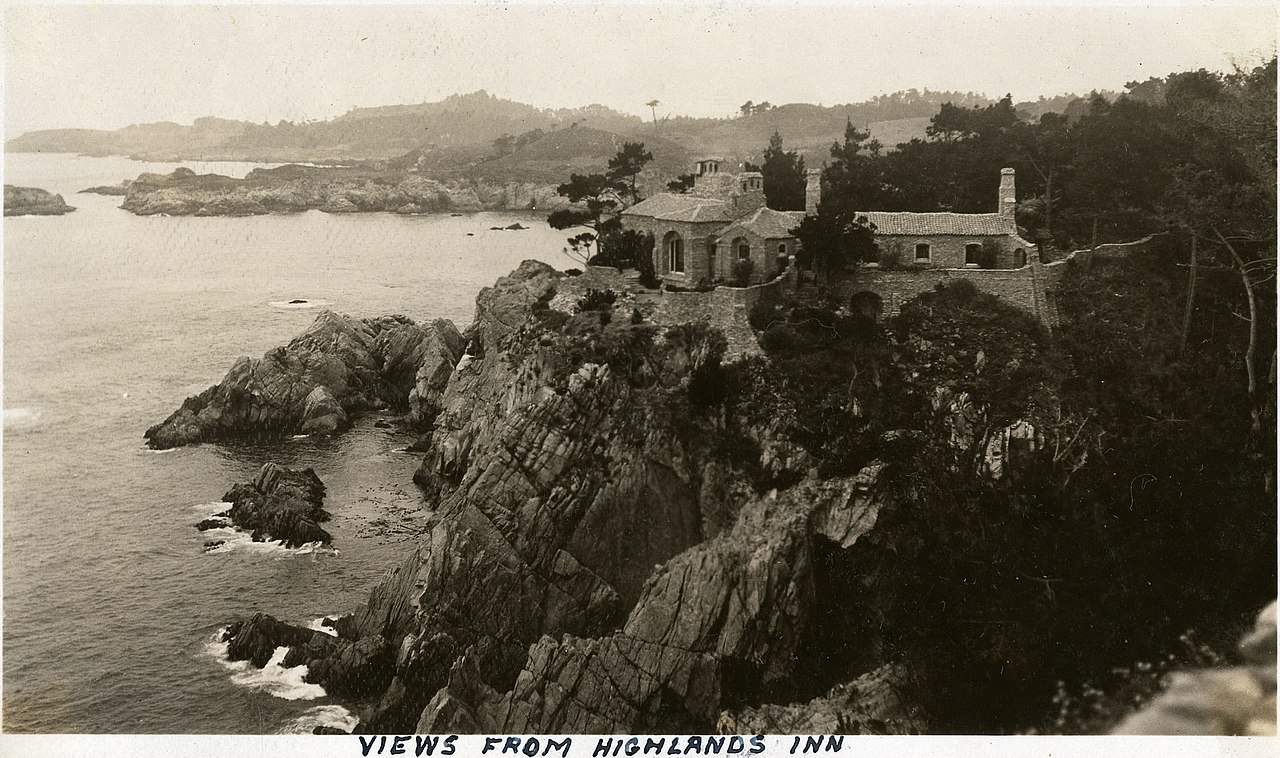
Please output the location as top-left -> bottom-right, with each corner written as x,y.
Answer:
734,238 -> 750,260
664,232 -> 685,273
915,243 -> 931,261
965,243 -> 982,266
778,243 -> 788,255
1014,248 -> 1026,267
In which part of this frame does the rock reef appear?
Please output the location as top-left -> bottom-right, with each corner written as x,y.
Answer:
118,166 -> 568,217
4,185 -> 75,216
220,463 -> 332,547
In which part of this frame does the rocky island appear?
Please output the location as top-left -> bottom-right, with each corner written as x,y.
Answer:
4,185 -> 76,216
148,243 -> 1275,735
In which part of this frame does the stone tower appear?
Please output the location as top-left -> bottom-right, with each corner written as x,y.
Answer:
998,167 -> 1017,218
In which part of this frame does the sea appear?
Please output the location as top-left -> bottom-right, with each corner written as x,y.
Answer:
1,153 -> 569,733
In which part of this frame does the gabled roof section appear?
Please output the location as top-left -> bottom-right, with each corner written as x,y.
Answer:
621,192 -> 736,223
717,207 -> 806,240
857,211 -> 1017,236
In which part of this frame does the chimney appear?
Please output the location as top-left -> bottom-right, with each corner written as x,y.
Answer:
733,171 -> 766,214
998,167 -> 1016,218
805,169 -> 822,215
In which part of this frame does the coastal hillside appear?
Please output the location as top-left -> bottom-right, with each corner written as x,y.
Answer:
7,88 -> 1095,167
158,244 -> 1275,735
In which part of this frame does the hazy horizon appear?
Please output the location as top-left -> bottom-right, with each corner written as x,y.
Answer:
4,2 -> 1277,136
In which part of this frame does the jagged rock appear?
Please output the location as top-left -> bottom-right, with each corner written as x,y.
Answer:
300,386 -> 348,435
221,463 -> 331,547
414,261 -> 561,493
1113,601 -> 1276,735
401,320 -> 465,428
419,470 -> 892,733
4,185 -> 75,216
224,613 -> 329,668
145,311 -> 458,448
724,664 -> 926,734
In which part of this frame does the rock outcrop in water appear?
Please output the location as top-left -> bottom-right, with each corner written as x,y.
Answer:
221,463 -> 331,547
4,185 -> 75,216
145,311 -> 463,448
118,166 -> 569,217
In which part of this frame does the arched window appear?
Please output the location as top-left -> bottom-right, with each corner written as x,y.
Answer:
1014,248 -> 1026,267
777,243 -> 787,255
664,231 -> 685,273
965,243 -> 982,266
734,237 -> 750,260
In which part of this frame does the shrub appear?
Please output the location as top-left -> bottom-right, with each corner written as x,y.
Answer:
748,301 -> 785,331
564,268 -> 583,277
637,253 -> 660,289
878,243 -> 904,270
575,288 -> 617,313
731,258 -> 755,287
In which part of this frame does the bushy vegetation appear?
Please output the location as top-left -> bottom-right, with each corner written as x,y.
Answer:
731,256 -> 1273,732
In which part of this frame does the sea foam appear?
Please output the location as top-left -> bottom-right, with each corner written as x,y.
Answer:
195,502 -> 337,557
203,629 -> 326,701
280,705 -> 359,734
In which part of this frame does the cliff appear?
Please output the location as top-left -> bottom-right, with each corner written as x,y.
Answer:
4,185 -> 76,216
119,166 -> 569,217
183,244 -> 1274,735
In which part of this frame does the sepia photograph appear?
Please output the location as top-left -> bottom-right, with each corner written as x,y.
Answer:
1,0 -> 1276,750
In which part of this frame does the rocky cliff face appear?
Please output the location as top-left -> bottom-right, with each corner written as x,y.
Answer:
118,167 -> 568,217
194,259 -> 1272,736
205,261 -> 940,734
145,311 -> 462,448
4,185 -> 75,216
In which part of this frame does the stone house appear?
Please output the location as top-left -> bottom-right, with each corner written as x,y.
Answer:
621,159 -> 1032,292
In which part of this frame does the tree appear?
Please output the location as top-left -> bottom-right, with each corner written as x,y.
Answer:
791,209 -> 877,282
547,173 -> 620,263
666,173 -> 696,193
761,130 -> 807,211
740,100 -> 755,118
493,133 -> 515,156
606,142 -> 654,205
823,119 -> 887,210
646,99 -> 661,131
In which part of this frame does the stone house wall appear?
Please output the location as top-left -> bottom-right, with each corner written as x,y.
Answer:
875,234 -> 1028,270
622,215 -> 725,287
717,228 -> 795,285
827,266 -> 1041,319
653,270 -> 793,359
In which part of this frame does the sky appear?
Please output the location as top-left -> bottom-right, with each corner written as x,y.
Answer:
3,2 -> 1277,136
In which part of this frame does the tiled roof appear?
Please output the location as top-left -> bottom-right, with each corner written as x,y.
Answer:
856,211 -> 1017,236
717,208 -> 806,240
621,193 -> 736,223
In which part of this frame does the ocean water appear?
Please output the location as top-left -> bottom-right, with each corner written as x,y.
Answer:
2,153 -> 569,732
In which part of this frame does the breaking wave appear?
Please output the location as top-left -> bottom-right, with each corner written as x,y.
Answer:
280,705 -> 358,734
194,502 -> 337,557
202,629 -> 326,701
